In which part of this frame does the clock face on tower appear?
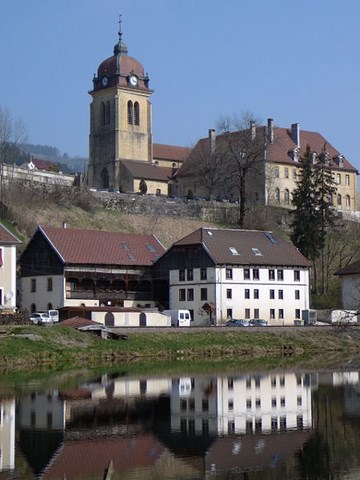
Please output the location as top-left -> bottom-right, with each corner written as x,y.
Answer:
102,76 -> 108,87
129,75 -> 138,86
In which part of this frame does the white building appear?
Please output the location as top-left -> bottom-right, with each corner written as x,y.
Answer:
154,228 -> 311,326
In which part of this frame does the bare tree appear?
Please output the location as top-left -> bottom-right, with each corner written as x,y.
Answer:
0,107 -> 28,215
216,113 -> 267,228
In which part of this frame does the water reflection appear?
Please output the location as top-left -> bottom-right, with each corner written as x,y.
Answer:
1,368 -> 360,478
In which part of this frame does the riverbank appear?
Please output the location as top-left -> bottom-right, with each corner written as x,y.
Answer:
0,324 -> 359,372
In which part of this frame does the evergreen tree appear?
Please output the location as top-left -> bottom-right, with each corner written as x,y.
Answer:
290,145 -> 337,274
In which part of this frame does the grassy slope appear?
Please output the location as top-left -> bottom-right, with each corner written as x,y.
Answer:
1,324 -> 359,372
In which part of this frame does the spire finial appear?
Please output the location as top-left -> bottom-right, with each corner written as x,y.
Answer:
118,14 -> 122,41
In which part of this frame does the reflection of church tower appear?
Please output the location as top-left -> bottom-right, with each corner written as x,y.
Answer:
88,19 -> 153,190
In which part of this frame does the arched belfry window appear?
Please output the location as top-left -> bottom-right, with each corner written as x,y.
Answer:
134,102 -> 140,126
105,100 -> 111,125
127,101 -> 133,125
100,102 -> 106,126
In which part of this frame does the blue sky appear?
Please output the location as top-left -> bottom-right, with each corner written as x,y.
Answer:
1,0 -> 360,169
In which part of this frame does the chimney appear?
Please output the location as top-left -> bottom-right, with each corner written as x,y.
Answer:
267,118 -> 274,144
250,120 -> 256,140
209,129 -> 216,156
291,123 -> 300,149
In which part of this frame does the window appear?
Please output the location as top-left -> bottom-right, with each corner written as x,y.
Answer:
100,101 -> 106,126
280,417 -> 287,431
187,289 -> 194,301
245,289 -> 250,299
272,397 -> 277,407
246,377 -> 251,388
202,398 -> 209,411
297,415 -> 304,430
336,173 -> 341,184
179,289 -> 186,301
246,399 -> 252,409
295,309 -> 301,319
284,189 -> 290,205
345,174 -> 350,186
279,309 -> 284,319
295,290 -> 300,300
200,268 -> 207,280
284,167 -> 289,178
277,269 -> 284,281
293,168 -> 297,179
270,309 -> 275,319
187,269 -> 193,281
294,270 -> 300,281
47,278 -> 53,292
226,289 -> 232,299
297,395 -> 302,406
179,269 -> 185,281
127,100 -> 133,124
270,289 -> 275,299
337,193 -> 342,206
254,289 -> 259,299
245,308 -> 250,319
253,269 -> 259,280
201,288 -> 207,301
226,268 -> 233,279
255,398 -> 261,408
252,248 -> 262,256
244,268 -> 250,279
105,100 -> 110,125
271,376 -> 276,387
346,195 -> 350,208
271,417 -> 278,431
280,376 -> 285,387
227,308 -> 232,319
269,269 -> 275,280
31,278 -> 36,293
275,188 -> 280,202
280,397 -> 286,407
278,290 -> 283,299
228,378 -> 234,389
274,166 -> 279,178
229,246 -> 239,255
254,308 -> 259,319
228,400 -> 234,411
134,102 -> 140,125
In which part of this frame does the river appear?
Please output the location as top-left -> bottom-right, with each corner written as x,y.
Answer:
1,360 -> 360,479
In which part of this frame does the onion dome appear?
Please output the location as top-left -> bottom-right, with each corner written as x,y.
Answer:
91,22 -> 150,92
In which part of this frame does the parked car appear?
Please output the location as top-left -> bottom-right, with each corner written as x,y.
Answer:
249,319 -> 268,327
29,312 -> 51,325
226,319 -> 250,327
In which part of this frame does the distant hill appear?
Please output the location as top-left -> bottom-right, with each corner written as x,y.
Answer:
20,143 -> 88,174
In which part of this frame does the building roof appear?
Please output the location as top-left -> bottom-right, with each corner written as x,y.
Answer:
172,227 -> 311,267
153,143 -> 192,163
39,225 -> 165,266
178,121 -> 358,177
121,160 -> 169,181
31,157 -> 58,171
334,259 -> 360,276
0,223 -> 21,245
59,317 -> 102,328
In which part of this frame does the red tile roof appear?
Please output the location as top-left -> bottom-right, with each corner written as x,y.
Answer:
121,160 -> 169,181
173,227 -> 311,267
42,435 -> 165,479
32,158 -> 58,171
39,225 -> 165,266
59,316 -> 102,328
153,143 -> 192,162
178,124 -> 357,176
0,223 -> 21,245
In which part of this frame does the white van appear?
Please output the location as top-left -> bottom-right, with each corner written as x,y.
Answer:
38,310 -> 59,323
163,309 -> 191,327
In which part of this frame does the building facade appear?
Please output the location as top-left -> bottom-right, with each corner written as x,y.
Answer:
18,225 -> 165,313
154,227 -> 311,326
176,119 -> 359,214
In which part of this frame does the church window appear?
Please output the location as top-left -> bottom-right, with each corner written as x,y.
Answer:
105,100 -> 111,125
134,102 -> 140,125
127,101 -> 133,125
100,102 -> 106,126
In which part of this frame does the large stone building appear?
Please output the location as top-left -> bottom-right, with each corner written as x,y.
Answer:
176,119 -> 359,214
87,25 -> 190,195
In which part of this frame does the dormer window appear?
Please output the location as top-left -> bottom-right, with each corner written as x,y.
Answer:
293,149 -> 299,162
312,152 -> 317,164
252,248 -> 262,256
229,247 -> 239,255
337,155 -> 344,167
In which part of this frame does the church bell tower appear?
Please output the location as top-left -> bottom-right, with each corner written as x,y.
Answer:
88,19 -> 153,190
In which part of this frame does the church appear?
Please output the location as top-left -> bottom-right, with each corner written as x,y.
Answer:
87,24 -> 191,195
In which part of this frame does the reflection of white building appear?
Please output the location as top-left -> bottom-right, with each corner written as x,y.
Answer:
17,390 -> 65,431
86,376 -> 172,400
0,399 -> 15,470
170,372 -> 313,437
